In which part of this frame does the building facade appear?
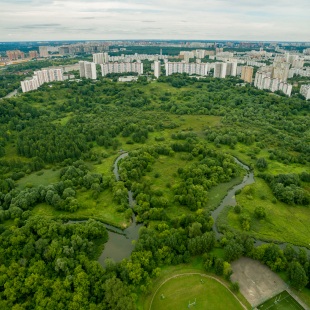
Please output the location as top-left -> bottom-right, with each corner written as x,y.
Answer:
165,62 -> 209,76
101,62 -> 143,76
79,61 -> 97,79
154,61 -> 161,78
241,66 -> 254,83
300,84 -> 310,100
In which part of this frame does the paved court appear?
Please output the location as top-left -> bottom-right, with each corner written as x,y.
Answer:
231,257 -> 287,307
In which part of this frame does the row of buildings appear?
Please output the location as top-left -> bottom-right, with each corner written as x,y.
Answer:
79,60 -> 144,79
254,71 -> 292,96
164,60 -> 253,83
101,61 -> 143,76
21,68 -> 63,93
165,62 -> 209,76
5,49 -> 40,61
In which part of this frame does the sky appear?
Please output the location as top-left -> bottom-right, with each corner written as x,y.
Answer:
0,0 -> 309,42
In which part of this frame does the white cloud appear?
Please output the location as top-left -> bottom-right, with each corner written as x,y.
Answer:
0,0 -> 309,41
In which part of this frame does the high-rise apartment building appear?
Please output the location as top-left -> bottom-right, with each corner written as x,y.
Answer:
300,84 -> 310,100
104,52 -> 109,63
254,71 -> 292,96
21,77 -> 40,93
101,62 -> 143,76
154,61 -> 161,78
93,53 -> 105,64
79,61 -> 97,79
29,51 -> 38,59
226,61 -> 237,76
6,50 -> 24,60
272,62 -> 290,82
39,46 -> 49,58
292,59 -> 304,69
21,68 -> 63,93
241,66 -> 254,83
165,62 -> 208,76
214,62 -> 227,78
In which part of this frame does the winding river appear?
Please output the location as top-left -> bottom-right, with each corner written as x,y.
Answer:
98,152 -> 142,266
211,157 -> 310,254
92,152 -> 310,265
211,157 -> 255,239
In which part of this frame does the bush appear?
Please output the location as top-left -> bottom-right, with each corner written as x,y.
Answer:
234,205 -> 241,214
254,206 -> 266,219
235,189 -> 241,195
230,282 -> 240,293
256,158 -> 268,171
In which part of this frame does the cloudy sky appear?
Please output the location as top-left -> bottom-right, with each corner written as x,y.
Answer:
1,0 -> 309,42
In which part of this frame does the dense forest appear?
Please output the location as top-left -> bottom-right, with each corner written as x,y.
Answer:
0,74 -> 310,309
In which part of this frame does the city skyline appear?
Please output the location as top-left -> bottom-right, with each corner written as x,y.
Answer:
1,0 -> 309,42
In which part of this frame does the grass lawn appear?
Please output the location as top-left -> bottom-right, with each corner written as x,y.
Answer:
150,274 -> 245,310
226,178 -> 310,247
257,291 -> 305,310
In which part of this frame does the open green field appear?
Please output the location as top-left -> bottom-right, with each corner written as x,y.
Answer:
140,257 -> 251,310
225,178 -> 310,247
32,188 -> 129,228
257,291 -> 304,310
150,273 -> 245,310
17,168 -> 60,188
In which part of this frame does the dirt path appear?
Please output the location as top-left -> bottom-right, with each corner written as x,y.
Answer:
149,272 -> 248,310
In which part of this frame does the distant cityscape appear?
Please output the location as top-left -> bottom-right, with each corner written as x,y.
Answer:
1,40 -> 309,100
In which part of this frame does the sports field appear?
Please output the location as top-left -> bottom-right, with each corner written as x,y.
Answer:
257,291 -> 305,310
150,273 -> 245,310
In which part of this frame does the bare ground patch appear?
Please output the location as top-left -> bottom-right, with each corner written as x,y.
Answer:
231,257 -> 287,307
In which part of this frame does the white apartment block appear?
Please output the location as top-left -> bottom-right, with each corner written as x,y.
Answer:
165,62 -> 209,76
246,60 -> 266,67
300,84 -> 310,100
288,67 -> 310,78
254,71 -> 292,96
226,61 -> 237,76
154,61 -> 161,78
21,68 -> 63,93
292,59 -> 304,69
272,63 -> 290,82
216,52 -> 234,58
214,62 -> 227,78
101,62 -> 143,76
79,61 -> 97,79
93,53 -> 105,64
34,68 -> 63,85
21,76 -> 40,93
270,78 -> 280,92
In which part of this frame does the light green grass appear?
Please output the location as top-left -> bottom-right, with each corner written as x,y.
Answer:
150,274 -> 245,310
17,168 -> 60,188
91,152 -> 119,177
139,258 -> 251,310
226,178 -> 310,247
257,291 -> 304,310
292,288 -> 310,309
216,143 -> 308,176
32,188 -> 129,228
207,174 -> 245,212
